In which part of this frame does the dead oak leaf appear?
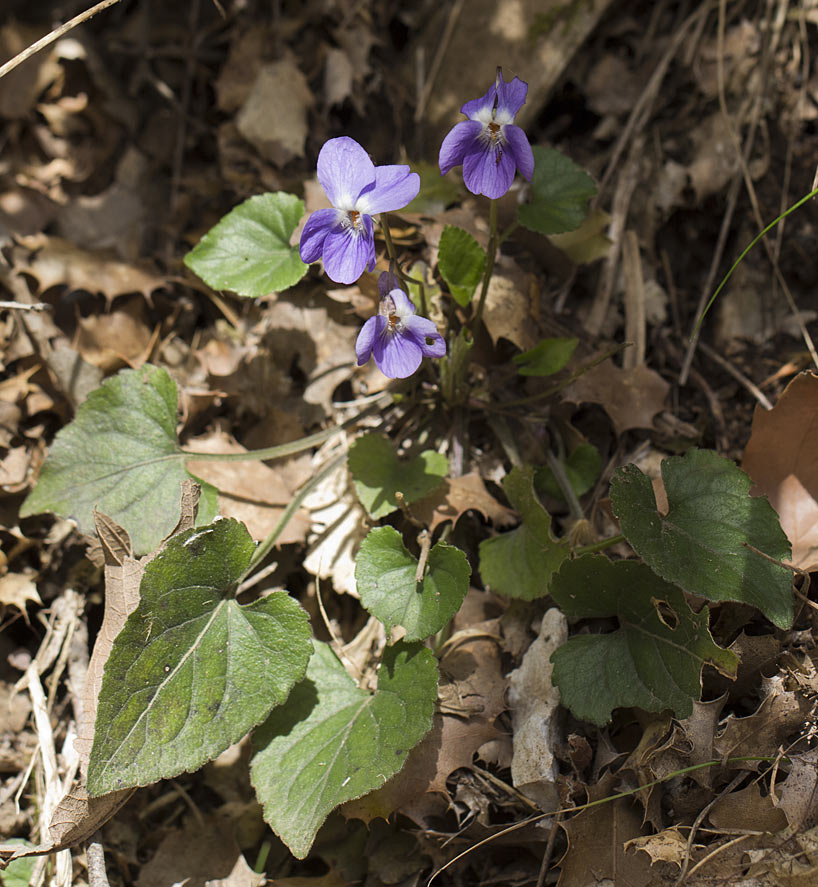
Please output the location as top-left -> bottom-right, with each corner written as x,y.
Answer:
411,472 -> 516,533
11,234 -> 165,304
742,371 -> 818,570
562,361 -> 670,435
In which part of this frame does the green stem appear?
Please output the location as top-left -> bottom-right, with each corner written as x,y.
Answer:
379,213 -> 427,314
545,449 -> 584,522
574,533 -> 626,556
497,221 -> 518,246
181,397 -> 388,463
694,184 -> 818,337
472,199 -> 498,328
242,451 -> 347,580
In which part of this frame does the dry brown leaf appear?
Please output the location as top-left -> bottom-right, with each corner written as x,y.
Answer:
625,827 -> 687,870
562,361 -> 670,435
507,608 -> 566,811
136,813 -> 264,887
0,572 -> 42,616
74,295 -> 155,371
482,266 -> 539,351
236,60 -> 313,166
0,24 -> 61,120
411,472 -> 516,533
0,446 -> 30,489
11,234 -> 165,303
185,430 -> 310,545
558,772 -> 659,887
714,675 -> 812,766
709,783 -> 787,833
742,372 -> 818,571
776,748 -> 818,832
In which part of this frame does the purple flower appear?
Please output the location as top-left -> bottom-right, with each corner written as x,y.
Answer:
356,273 -> 446,378
299,137 -> 420,284
439,69 -> 534,199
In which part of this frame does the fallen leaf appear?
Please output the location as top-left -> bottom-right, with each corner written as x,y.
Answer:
74,295 -> 155,371
0,573 -> 42,616
626,827 -> 687,870
185,430 -> 310,545
507,608 -> 566,811
742,372 -> 818,570
562,360 -> 670,435
236,60 -> 313,166
482,265 -> 539,351
11,235 -> 165,303
709,783 -> 787,833
411,472 -> 516,533
776,748 -> 818,831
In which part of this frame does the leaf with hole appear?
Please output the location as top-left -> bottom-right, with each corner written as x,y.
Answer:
184,192 -> 308,297
518,146 -> 597,235
478,466 -> 569,599
610,449 -> 793,629
86,518 -> 312,796
355,526 -> 470,640
20,365 -> 217,555
348,433 -> 448,520
438,225 -> 486,307
251,640 -> 437,859
550,555 -> 738,725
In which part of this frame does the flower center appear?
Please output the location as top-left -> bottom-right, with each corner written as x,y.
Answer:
349,210 -> 361,228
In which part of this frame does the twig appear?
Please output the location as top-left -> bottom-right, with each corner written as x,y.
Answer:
86,832 -> 111,887
697,341 -> 773,411
414,0 -> 465,124
415,529 -> 432,583
0,0 -> 124,81
0,301 -> 51,312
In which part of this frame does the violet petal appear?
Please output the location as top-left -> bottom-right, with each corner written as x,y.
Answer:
317,137 -> 375,209
460,84 -> 496,120
462,143 -> 516,199
356,315 -> 386,365
299,208 -> 338,263
374,332 -> 423,379
496,75 -> 528,118
322,224 -> 372,284
439,120 -> 482,175
403,315 -> 447,357
356,166 -> 420,215
389,288 -> 417,317
504,125 -> 534,181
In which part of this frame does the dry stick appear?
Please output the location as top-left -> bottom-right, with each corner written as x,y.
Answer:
697,340 -> 773,411
0,0 -> 123,81
711,0 -> 818,371
622,230 -> 646,369
86,832 -> 111,887
414,0 -> 465,124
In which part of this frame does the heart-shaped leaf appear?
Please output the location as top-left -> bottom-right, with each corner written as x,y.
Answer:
513,337 -> 578,377
610,448 -> 793,629
184,192 -> 308,297
550,555 -> 738,725
518,146 -> 597,235
348,434 -> 447,520
20,365 -> 216,555
355,526 -> 470,640
479,466 -> 569,599
86,518 -> 312,795
251,640 -> 437,859
438,225 -> 486,307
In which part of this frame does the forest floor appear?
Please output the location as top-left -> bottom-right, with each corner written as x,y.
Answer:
2,0 -> 818,885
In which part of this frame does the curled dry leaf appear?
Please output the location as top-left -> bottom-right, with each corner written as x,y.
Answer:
562,360 -> 670,436
742,371 -> 818,571
411,472 -> 516,534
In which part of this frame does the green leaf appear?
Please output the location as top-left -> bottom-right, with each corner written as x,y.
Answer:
20,365 -> 214,556
355,526 -> 470,640
184,192 -> 308,297
437,225 -> 486,307
518,146 -> 597,236
535,442 -> 601,501
251,640 -> 437,859
550,555 -> 738,725
86,518 -> 312,796
513,337 -> 578,376
610,449 -> 793,629
478,466 -> 569,599
0,842 -> 36,887
348,434 -> 448,520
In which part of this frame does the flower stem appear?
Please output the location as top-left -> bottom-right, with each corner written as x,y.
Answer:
472,199 -> 498,329
574,534 -> 626,556
181,396 -> 389,462
379,212 -> 427,315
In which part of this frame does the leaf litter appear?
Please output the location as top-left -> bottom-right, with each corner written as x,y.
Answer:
2,1 -> 818,885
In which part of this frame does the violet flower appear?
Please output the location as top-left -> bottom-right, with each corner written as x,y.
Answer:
356,272 -> 446,379
439,69 -> 534,199
300,137 -> 420,284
